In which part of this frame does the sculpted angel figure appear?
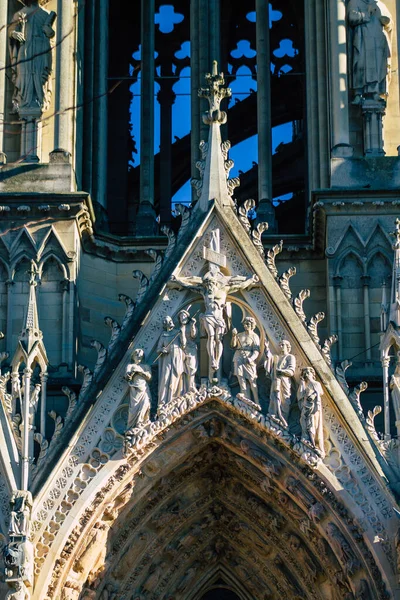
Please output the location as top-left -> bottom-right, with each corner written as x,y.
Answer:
9,0 -> 57,114
125,348 -> 152,430
297,367 -> 324,456
347,0 -> 392,104
231,316 -> 260,404
156,316 -> 184,405
170,269 -> 258,380
177,308 -> 198,393
265,339 -> 296,427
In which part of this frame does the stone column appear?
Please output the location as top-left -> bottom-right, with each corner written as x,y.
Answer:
54,0 -> 74,157
361,275 -> 371,361
137,0 -> 157,235
333,276 -> 343,359
92,0 -> 109,208
6,280 -> 14,355
329,0 -> 353,157
61,278 -> 68,364
68,280 -> 75,369
382,356 -> 390,440
158,80 -> 176,225
256,0 -> 275,229
190,0 -> 200,203
39,371 -> 48,439
0,0 -> 7,163
198,0 -> 210,144
21,367 -> 32,490
209,0 -> 220,66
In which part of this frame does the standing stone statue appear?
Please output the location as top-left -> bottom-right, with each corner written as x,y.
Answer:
231,316 -> 260,404
177,309 -> 198,394
156,316 -> 184,406
265,339 -> 296,427
390,352 -> 400,424
125,349 -> 152,431
9,491 -> 32,537
347,0 -> 392,104
297,367 -> 324,455
9,0 -> 56,114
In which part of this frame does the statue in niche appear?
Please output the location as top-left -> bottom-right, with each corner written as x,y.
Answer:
9,0 -> 57,114
231,316 -> 260,404
297,367 -> 325,455
125,349 -> 152,431
265,339 -> 296,427
9,490 -> 32,537
390,352 -> 400,423
156,316 -> 184,406
177,308 -> 198,393
170,229 -> 258,381
347,0 -> 393,104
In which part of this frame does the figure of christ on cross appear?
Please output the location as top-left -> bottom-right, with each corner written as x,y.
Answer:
170,229 -> 259,382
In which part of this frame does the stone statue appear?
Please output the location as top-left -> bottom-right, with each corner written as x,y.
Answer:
265,339 -> 296,427
5,582 -> 29,600
390,353 -> 400,423
347,0 -> 392,104
297,367 -> 324,455
326,523 -> 360,576
9,0 -> 57,114
156,316 -> 184,406
125,349 -> 152,430
231,316 -> 260,404
171,270 -> 258,380
3,540 -> 33,586
177,309 -> 198,393
9,491 -> 32,537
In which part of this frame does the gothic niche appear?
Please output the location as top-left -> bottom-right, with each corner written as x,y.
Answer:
125,228 -> 325,460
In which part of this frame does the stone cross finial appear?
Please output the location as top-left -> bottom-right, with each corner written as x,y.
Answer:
199,60 -> 232,125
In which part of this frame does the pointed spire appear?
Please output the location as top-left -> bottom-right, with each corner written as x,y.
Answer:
389,218 -> 400,326
19,261 -> 43,357
192,61 -> 239,210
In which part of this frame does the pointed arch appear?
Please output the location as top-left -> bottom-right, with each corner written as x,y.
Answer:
34,400 -> 394,600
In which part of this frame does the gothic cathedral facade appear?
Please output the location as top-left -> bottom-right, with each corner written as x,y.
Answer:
0,1 -> 400,599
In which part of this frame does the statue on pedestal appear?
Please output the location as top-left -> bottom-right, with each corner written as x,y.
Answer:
9,491 -> 32,537
297,367 -> 325,455
265,340 -> 296,427
125,349 -> 152,431
177,309 -> 198,394
231,316 -> 260,404
9,0 -> 57,114
347,0 -> 392,104
156,316 -> 184,406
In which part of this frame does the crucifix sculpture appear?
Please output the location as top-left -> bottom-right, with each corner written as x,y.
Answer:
170,229 -> 258,382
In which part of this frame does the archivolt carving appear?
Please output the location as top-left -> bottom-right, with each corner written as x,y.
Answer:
44,417 -> 390,600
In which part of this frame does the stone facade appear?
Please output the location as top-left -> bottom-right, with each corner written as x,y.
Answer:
0,1 -> 399,599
